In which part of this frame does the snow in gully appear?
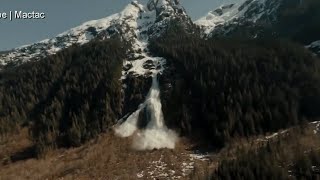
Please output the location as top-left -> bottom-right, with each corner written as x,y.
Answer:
115,74 -> 178,150
114,0 -> 180,151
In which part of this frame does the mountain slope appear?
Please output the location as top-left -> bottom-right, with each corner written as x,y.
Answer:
195,0 -> 320,56
149,25 -> 320,147
0,0 -> 190,69
195,0 -> 281,35
0,0 -> 195,152
1,1 -> 320,179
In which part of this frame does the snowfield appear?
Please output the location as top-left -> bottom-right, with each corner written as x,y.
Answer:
0,0 -> 185,68
195,0 -> 281,36
195,0 -> 248,34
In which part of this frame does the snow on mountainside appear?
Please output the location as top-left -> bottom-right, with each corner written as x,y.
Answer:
195,0 -> 252,35
196,0 -> 320,56
306,40 -> 320,55
195,3 -> 239,35
0,16 -> 114,67
195,0 -> 281,35
0,0 -> 189,69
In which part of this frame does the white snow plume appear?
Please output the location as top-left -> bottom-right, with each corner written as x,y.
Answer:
114,108 -> 142,138
132,75 -> 178,150
113,0 -> 181,150
115,74 -> 178,150
132,127 -> 177,150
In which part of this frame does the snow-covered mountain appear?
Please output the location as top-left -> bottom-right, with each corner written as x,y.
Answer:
195,0 -> 281,35
195,0 -> 320,56
0,0 -> 190,69
0,0 -> 194,151
2,0 -> 319,68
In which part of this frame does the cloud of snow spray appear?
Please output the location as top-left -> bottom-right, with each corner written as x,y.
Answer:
114,74 -> 178,150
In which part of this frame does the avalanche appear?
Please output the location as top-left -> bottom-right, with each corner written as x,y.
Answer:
115,74 -> 178,150
115,0 -> 181,150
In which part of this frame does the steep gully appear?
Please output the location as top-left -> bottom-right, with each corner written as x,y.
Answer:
114,1 -> 178,150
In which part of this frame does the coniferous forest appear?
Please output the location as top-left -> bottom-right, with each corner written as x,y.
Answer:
212,137 -> 320,180
148,23 -> 320,179
0,37 -> 128,153
150,24 -> 320,148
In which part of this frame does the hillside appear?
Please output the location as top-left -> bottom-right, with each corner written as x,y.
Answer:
1,121 -> 319,179
150,23 -> 320,147
196,0 -> 320,56
1,0 -> 320,179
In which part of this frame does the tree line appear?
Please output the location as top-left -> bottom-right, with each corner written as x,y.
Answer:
212,132 -> 320,180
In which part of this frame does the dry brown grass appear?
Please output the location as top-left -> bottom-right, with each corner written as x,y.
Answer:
0,122 -> 319,180
0,128 -> 33,165
0,129 -> 211,180
201,122 -> 320,176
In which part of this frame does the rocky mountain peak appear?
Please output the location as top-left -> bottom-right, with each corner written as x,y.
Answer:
195,0 -> 282,35
0,0 -> 188,70
195,0 -> 320,56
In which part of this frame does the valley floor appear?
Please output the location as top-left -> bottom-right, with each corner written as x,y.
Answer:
0,122 -> 319,180
0,129 -> 212,180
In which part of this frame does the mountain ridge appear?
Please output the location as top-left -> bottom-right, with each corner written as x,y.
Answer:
0,0 -> 190,69
195,0 -> 320,55
1,0 -> 319,69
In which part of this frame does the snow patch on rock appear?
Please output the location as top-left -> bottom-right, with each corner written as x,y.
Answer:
189,152 -> 210,161
195,0 -> 281,35
310,121 -> 320,134
195,0 -> 247,34
306,40 -> 320,55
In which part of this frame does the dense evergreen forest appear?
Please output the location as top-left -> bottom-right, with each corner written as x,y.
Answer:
150,23 -> 320,147
212,131 -> 320,180
0,38 -> 128,153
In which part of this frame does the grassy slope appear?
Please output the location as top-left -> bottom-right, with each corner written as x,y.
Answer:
0,122 -> 319,179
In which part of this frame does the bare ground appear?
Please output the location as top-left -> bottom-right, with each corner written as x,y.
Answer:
0,129 -> 212,180
0,122 -> 319,180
